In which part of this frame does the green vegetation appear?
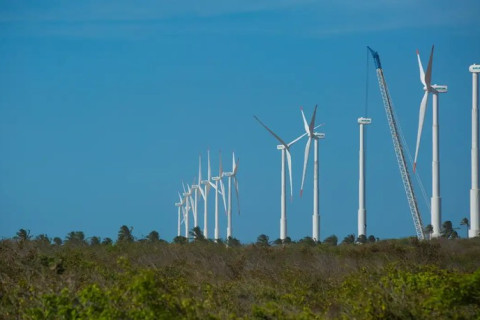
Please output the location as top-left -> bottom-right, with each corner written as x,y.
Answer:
1,227 -> 480,319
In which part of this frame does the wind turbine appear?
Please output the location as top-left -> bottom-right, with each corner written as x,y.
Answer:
357,117 -> 371,238
413,45 -> 448,238
190,155 -> 204,230
299,105 -> 325,242
182,183 -> 193,240
175,192 -> 186,237
254,115 -> 307,241
211,151 -> 227,242
470,63 -> 480,238
223,152 -> 240,240
200,150 -> 212,239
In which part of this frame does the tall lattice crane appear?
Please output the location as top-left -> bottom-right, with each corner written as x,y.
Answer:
367,47 -> 426,240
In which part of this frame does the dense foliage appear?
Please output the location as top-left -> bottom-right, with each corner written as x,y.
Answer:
1,233 -> 480,319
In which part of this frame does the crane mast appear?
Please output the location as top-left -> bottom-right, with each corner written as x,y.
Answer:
368,47 -> 426,240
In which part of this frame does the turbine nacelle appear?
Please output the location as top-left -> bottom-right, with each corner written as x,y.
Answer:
470,64 -> 480,73
358,117 -> 372,125
314,133 -> 325,139
431,84 -> 448,93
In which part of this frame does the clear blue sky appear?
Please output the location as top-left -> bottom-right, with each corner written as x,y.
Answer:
1,1 -> 479,242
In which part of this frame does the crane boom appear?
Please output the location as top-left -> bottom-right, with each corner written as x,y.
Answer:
368,47 -> 426,240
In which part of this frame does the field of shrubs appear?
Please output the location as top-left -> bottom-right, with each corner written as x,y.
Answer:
1,228 -> 480,319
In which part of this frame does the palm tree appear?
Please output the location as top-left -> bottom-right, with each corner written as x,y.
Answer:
117,225 -> 134,243
89,236 -> 101,246
324,235 -> 338,246
424,224 -> 433,240
102,237 -> 113,245
53,237 -> 63,246
256,234 -> 270,247
35,234 -> 50,244
341,234 -> 355,244
146,231 -> 160,243
65,231 -> 86,245
189,227 -> 206,242
15,229 -> 31,241
460,217 -> 469,237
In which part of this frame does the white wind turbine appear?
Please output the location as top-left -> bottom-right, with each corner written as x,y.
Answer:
175,192 -> 186,237
413,45 -> 448,239
299,105 -> 325,242
470,63 -> 480,238
223,152 -> 240,240
200,151 -> 212,238
182,183 -> 193,239
190,155 -> 204,230
211,151 -> 227,242
254,115 -> 308,241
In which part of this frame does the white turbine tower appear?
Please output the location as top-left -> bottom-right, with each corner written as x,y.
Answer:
470,63 -> 480,238
223,152 -> 240,240
254,115 -> 306,241
299,105 -> 325,242
357,117 -> 371,238
211,152 -> 227,242
190,155 -> 204,230
200,151 -> 212,238
413,45 -> 448,238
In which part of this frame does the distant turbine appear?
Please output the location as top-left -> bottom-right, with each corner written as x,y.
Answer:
191,155 -> 204,230
182,183 -> 192,240
470,63 -> 480,238
254,115 -> 307,241
211,151 -> 227,242
357,117 -> 371,239
299,105 -> 325,242
175,192 -> 185,237
223,152 -> 240,240
414,45 -> 448,238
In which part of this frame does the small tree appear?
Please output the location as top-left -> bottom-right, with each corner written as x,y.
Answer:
323,235 -> 338,246
53,237 -> 63,246
35,234 -> 50,245
173,235 -> 188,244
227,236 -> 241,247
298,236 -> 316,246
65,231 -> 86,245
368,235 -> 376,243
117,225 -> 134,243
189,227 -> 206,242
341,234 -> 355,245
460,217 -> 469,237
146,231 -> 160,243
424,224 -> 433,240
256,234 -> 270,247
89,236 -> 101,246
102,237 -> 113,245
356,235 -> 367,244
15,229 -> 31,241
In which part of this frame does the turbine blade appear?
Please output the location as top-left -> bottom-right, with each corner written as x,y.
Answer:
414,91 -> 429,172
219,179 -> 227,213
286,149 -> 294,201
300,107 -> 310,134
254,115 -> 289,148
219,150 -> 223,177
416,49 -> 426,87
232,152 -> 236,173
424,45 -> 434,88
207,149 -> 211,180
234,177 -> 240,215
209,181 -> 217,190
233,158 -> 239,176
300,137 -> 312,196
309,105 -> 318,134
182,181 -> 186,193
198,154 -> 202,185
287,132 -> 307,147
